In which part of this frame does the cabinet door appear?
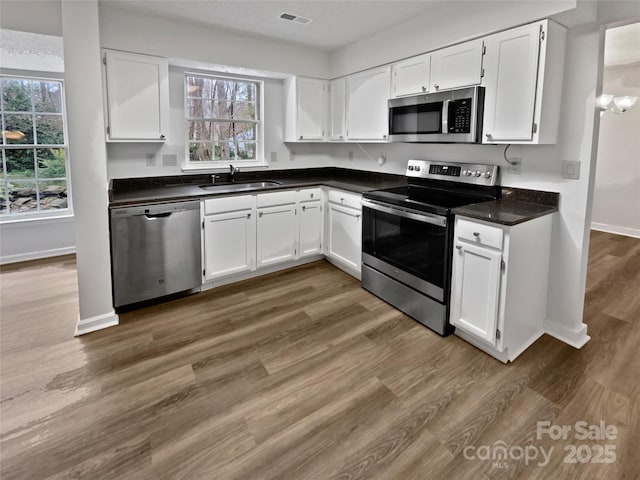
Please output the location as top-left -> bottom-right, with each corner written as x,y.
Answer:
327,203 -> 362,271
204,209 -> 256,280
329,78 -> 346,140
482,23 -> 541,142
346,66 -> 391,141
296,77 -> 326,141
104,50 -> 169,141
299,200 -> 323,257
450,241 -> 502,344
392,54 -> 431,97
257,204 -> 297,267
430,39 -> 484,92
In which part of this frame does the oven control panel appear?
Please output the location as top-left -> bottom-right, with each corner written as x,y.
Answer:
406,160 -> 499,186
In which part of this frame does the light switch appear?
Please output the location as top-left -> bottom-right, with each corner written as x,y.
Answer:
562,160 -> 580,179
162,154 -> 177,167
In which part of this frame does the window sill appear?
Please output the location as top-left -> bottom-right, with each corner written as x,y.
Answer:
0,212 -> 74,226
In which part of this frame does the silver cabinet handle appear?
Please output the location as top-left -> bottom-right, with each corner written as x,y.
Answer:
302,205 -> 306,211
456,245 -> 462,249
247,213 -> 251,219
299,135 -> 303,140
485,133 -> 492,139
340,197 -> 345,202
310,193 -> 314,198
422,86 -> 426,92
160,134 -> 166,139
355,214 -> 361,219
434,83 -> 439,90
473,232 -> 480,237
259,211 -> 263,217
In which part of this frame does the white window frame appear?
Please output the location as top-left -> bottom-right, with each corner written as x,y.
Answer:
0,71 -> 73,223
183,71 -> 265,171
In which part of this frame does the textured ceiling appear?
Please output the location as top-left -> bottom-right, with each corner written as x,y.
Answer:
100,0 -> 446,51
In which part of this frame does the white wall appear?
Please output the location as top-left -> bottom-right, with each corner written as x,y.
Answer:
591,62 -> 640,238
0,0 -> 62,36
61,0 -> 118,335
107,69 -> 333,179
98,5 -> 331,79
330,0 -> 577,78
0,28 -> 75,265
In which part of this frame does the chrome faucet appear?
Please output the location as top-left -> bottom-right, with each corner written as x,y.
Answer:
229,164 -> 239,182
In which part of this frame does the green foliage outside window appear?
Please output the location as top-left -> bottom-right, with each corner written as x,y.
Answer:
1,76 -> 69,216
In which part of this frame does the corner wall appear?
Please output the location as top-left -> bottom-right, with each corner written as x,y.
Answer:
591,62 -> 640,238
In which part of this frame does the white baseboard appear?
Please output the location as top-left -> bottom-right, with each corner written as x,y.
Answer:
544,320 -> 590,349
0,246 -> 76,265
591,223 -> 640,239
75,311 -> 119,336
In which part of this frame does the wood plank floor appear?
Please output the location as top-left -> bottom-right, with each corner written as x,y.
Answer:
1,230 -> 639,479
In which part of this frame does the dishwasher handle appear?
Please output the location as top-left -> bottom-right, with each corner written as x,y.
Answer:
145,212 -> 172,219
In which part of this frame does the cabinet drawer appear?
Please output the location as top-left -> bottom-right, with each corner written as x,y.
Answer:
204,195 -> 254,215
327,189 -> 362,210
257,190 -> 297,208
297,188 -> 323,203
457,218 -> 503,250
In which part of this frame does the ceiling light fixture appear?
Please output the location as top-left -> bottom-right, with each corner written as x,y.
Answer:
279,12 -> 312,25
597,94 -> 638,116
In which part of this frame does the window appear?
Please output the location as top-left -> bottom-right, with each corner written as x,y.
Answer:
185,73 -> 263,167
0,75 -> 70,218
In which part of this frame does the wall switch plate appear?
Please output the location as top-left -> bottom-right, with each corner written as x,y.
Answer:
146,153 -> 156,166
162,154 -> 177,167
270,152 -> 277,162
507,157 -> 521,174
562,160 -> 580,179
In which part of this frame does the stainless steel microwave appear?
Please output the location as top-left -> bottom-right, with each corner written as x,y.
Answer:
388,86 -> 484,143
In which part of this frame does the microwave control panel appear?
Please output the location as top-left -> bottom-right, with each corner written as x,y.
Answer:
448,99 -> 472,134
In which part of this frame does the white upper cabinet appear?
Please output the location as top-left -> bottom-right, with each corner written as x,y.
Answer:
391,53 -> 431,97
329,78 -> 346,140
284,76 -> 327,142
482,20 -> 566,144
429,39 -> 484,92
346,66 -> 391,141
102,50 -> 169,142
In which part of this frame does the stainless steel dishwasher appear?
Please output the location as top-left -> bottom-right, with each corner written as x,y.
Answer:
110,200 -> 201,308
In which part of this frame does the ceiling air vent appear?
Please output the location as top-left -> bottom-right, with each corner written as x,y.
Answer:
279,12 -> 312,25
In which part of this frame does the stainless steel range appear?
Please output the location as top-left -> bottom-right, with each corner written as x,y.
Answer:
361,160 -> 499,336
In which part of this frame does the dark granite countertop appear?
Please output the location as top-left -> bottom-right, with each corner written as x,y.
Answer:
452,187 -> 559,226
109,167 -> 408,207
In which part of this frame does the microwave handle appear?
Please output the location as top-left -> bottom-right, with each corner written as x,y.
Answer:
442,99 -> 450,134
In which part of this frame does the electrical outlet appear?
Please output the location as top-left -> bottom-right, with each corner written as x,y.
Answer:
562,160 -> 580,179
348,151 -> 354,161
270,152 -> 277,162
145,153 -> 156,166
507,157 -> 522,174
162,154 -> 177,167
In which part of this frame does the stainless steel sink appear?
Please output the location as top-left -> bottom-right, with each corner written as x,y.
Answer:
199,180 -> 282,193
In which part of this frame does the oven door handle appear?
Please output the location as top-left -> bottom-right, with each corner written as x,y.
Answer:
361,199 -> 447,227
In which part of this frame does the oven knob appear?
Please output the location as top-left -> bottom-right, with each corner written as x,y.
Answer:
485,172 -> 492,178
408,165 -> 414,171
475,170 -> 481,177
415,166 -> 420,171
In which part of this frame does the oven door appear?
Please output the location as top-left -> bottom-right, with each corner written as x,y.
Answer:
362,199 -> 448,302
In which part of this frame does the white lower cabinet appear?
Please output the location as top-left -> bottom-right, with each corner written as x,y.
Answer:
202,197 -> 256,281
326,189 -> 362,278
299,201 -> 323,257
256,200 -> 297,267
202,188 -> 329,284
450,214 -> 553,362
